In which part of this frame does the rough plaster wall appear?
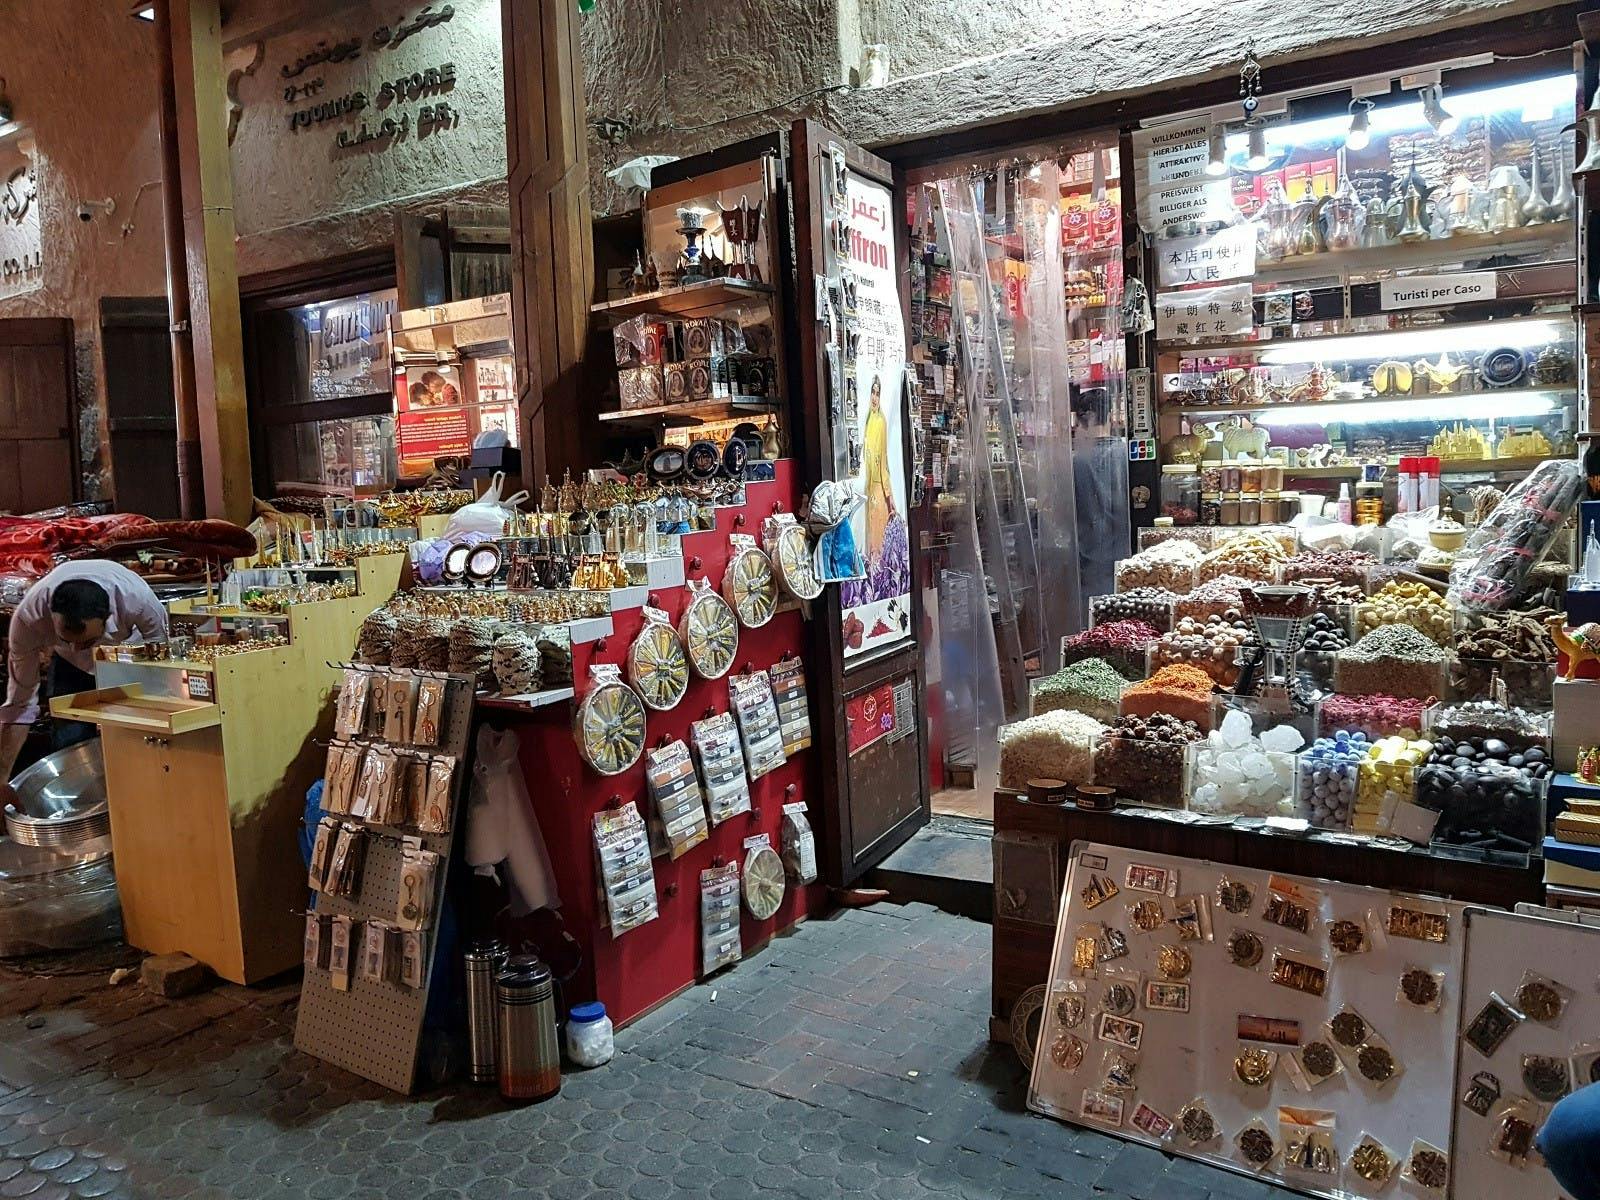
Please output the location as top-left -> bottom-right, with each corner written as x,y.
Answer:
229,0 -> 510,276
0,0 -> 167,499
578,0 -> 1569,213
581,0 -> 844,214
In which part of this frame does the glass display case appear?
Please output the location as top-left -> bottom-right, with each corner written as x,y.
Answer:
390,294 -> 519,481
1142,69 -> 1578,516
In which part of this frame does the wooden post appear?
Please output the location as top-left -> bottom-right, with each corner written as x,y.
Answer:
501,0 -> 595,486
167,0 -> 253,523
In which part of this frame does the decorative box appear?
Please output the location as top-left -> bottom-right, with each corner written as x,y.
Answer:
663,362 -> 690,405
687,357 -> 713,401
619,366 -> 665,410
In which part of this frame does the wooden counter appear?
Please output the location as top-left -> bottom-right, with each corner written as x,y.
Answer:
989,790 -> 1544,1043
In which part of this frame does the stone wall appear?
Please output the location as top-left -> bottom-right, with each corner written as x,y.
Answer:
0,0 -> 169,498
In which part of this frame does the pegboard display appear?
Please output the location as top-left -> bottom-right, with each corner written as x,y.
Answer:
293,668 -> 476,1095
1028,842 -> 1470,1200
1450,907 -> 1600,1199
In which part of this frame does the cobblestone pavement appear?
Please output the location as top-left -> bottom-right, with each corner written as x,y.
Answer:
0,903 -> 1296,1200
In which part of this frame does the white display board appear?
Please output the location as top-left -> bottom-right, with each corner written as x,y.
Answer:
1029,842 -> 1469,1200
1449,906 -> 1599,1200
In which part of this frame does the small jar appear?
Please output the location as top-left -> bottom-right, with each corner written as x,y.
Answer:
1200,464 -> 1223,491
566,1001 -> 614,1067
1221,465 -> 1242,492
1354,482 -> 1384,526
1262,463 -> 1285,492
1239,494 -> 1261,524
1159,464 -> 1201,526
1240,466 -> 1262,495
1199,491 -> 1222,526
1278,490 -> 1301,518
1221,495 -> 1241,525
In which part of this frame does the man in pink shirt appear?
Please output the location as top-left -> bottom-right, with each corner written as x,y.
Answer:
1,561 -> 169,779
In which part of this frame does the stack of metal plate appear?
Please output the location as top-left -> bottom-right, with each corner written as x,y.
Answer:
6,742 -> 111,857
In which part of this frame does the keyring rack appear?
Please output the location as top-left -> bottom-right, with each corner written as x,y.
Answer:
294,665 -> 478,1094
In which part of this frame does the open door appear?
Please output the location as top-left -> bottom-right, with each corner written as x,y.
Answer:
0,318 -> 78,513
789,120 -> 929,884
100,298 -> 179,518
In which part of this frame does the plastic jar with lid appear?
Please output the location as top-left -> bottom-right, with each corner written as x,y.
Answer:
1221,465 -> 1242,492
1159,465 -> 1201,525
1259,492 -> 1280,523
1354,483 -> 1384,526
1240,465 -> 1262,495
566,1001 -> 614,1067
1239,494 -> 1261,524
1220,495 -> 1241,525
1200,464 -> 1223,491
1262,463 -> 1285,492
1199,492 -> 1222,526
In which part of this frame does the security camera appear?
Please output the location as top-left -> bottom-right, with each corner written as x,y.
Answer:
77,197 -> 115,222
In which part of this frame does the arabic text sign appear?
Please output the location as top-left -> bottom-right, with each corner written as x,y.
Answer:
1155,283 -> 1254,343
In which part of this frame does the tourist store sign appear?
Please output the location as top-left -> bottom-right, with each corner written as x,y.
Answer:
1379,272 -> 1497,312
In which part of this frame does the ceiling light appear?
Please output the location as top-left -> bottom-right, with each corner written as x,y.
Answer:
1244,122 -> 1270,171
1420,84 -> 1459,137
1205,124 -> 1228,177
1345,100 -> 1373,151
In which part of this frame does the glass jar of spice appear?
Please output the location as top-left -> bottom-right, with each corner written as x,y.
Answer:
1159,465 -> 1201,525
1262,463 -> 1285,492
1200,465 -> 1223,492
1354,482 -> 1384,526
1239,494 -> 1261,524
1200,492 -> 1221,525
1221,465 -> 1241,492
1259,492 -> 1280,523
1240,465 -> 1262,495
1220,495 -> 1241,525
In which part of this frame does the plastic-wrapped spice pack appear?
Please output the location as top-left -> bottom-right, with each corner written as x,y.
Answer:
691,711 -> 751,824
593,802 -> 658,936
699,861 -> 741,976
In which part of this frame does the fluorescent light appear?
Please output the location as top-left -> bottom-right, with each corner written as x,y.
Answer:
1421,84 -> 1460,136
1252,390 -> 1564,426
1245,123 -> 1270,171
1205,124 -> 1229,177
1255,318 -> 1567,366
1345,100 -> 1372,150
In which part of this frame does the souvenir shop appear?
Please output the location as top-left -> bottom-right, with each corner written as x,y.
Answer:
900,18 -> 1600,1200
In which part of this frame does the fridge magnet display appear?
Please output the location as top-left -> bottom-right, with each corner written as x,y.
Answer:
1080,873 -> 1120,909
1102,974 -> 1140,1016
1513,971 -> 1569,1024
1402,1140 -> 1449,1193
1236,1120 -> 1278,1169
1328,915 -> 1372,956
1156,944 -> 1192,980
1098,927 -> 1130,963
722,535 -> 778,628
679,580 -> 740,680
742,840 -> 786,920
1520,1053 -> 1571,1102
1279,1107 -> 1336,1175
1079,1089 -> 1125,1126
1170,894 -> 1212,942
1464,993 -> 1523,1057
1571,1044 -> 1600,1089
1128,897 -> 1165,933
627,608 -> 690,711
1227,928 -> 1265,969
1098,1013 -> 1144,1051
1460,1070 -> 1502,1117
1055,986 -> 1088,1029
1386,902 -> 1449,944
1100,1049 -> 1140,1095
574,664 -> 647,776
1262,877 -> 1318,935
1328,1006 -> 1371,1050
1216,875 -> 1254,915
1356,1043 -> 1402,1087
1177,1099 -> 1220,1146
1144,981 -> 1191,1013
1286,1040 -> 1343,1090
1125,862 -> 1175,894
1398,966 -> 1445,1012
1128,1102 -> 1173,1140
1234,1046 -> 1278,1087
1488,1096 -> 1540,1165
1348,1135 -> 1397,1184
1270,951 -> 1329,997
1050,1033 -> 1087,1070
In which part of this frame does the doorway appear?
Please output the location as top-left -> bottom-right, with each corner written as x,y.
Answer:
0,317 -> 79,513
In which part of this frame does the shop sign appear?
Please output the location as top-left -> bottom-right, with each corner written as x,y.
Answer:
1154,283 -> 1254,342
1143,118 -> 1211,187
307,290 -> 396,399
0,144 -> 42,303
835,170 -> 913,664
1379,272 -> 1497,312
1156,224 -> 1256,287
845,682 -> 897,755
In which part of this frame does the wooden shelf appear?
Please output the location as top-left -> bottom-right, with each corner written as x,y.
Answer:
590,278 -> 775,323
1162,385 -> 1574,417
1245,223 -> 1573,285
596,398 -> 780,426
50,685 -> 221,736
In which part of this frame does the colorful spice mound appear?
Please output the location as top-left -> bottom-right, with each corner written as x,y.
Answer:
1119,663 -> 1216,730
1357,579 -> 1453,645
1090,587 -> 1175,632
1279,548 -> 1375,589
1061,619 -> 1160,677
1032,658 -> 1133,724
1174,574 -> 1255,623
1335,624 -> 1449,700
1317,693 -> 1428,740
1093,713 -> 1203,808
1115,539 -> 1202,595
1197,531 -> 1289,585
1152,614 -> 1252,687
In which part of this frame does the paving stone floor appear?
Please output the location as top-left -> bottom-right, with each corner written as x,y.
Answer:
0,903 -> 1298,1200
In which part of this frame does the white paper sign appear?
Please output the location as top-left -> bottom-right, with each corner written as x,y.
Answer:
1156,224 -> 1258,287
1155,283 -> 1254,343
1379,272 -> 1497,311
1145,118 -> 1211,186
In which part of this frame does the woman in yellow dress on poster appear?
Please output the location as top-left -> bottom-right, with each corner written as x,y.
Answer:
863,375 -> 895,564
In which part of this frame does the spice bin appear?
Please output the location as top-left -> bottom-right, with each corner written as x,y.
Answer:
1183,710 -> 1302,818
1059,621 -> 1160,679
1160,465 -> 1201,525
1089,589 -> 1176,633
1092,715 -> 1205,808
997,710 -> 1105,791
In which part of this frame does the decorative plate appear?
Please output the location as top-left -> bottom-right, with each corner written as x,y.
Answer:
723,544 -> 778,628
1477,346 -> 1527,390
742,846 -> 786,919
685,440 -> 721,482
680,587 -> 739,679
626,621 -> 689,711
574,679 -> 647,775
773,523 -> 823,600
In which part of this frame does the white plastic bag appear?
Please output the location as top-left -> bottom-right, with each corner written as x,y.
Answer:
443,471 -> 530,539
465,726 -> 560,914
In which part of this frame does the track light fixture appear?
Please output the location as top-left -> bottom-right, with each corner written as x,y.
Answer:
1245,122 -> 1270,171
1205,124 -> 1228,177
1420,84 -> 1459,137
1345,99 -> 1373,151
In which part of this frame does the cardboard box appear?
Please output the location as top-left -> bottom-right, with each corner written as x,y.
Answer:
687,357 -> 713,401
618,366 -> 664,411
1553,679 -> 1600,771
663,362 -> 690,404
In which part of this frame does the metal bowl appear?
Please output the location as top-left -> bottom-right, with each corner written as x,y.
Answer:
6,742 -> 111,854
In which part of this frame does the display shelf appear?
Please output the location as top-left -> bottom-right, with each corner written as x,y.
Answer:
477,687 -> 575,712
1156,313 -> 1564,358
597,398 -> 780,426
589,278 -> 775,322
1162,385 -> 1573,418
1245,222 -> 1572,285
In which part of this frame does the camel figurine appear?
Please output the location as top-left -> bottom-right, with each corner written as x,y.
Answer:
1548,614 -> 1600,680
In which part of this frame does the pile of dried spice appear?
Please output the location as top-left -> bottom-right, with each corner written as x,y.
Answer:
1031,658 -> 1133,724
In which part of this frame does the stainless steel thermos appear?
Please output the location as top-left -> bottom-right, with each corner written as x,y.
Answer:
495,954 -> 561,1102
464,940 -> 507,1084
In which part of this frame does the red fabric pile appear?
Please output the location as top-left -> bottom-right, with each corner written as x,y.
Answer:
0,514 -> 256,580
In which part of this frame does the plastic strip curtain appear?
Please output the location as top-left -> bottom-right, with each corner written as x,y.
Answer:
1068,150 -> 1131,617
930,181 -> 1009,791
1013,160 -> 1085,652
